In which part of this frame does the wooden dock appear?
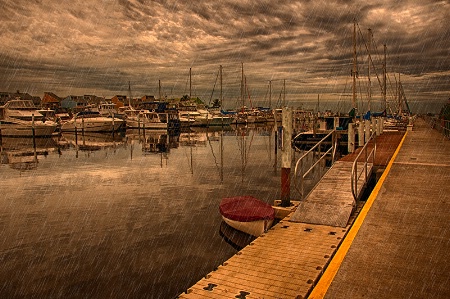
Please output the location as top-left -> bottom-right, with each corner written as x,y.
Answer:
179,131 -> 381,298
311,117 -> 450,298
179,212 -> 360,299
178,119 -> 449,299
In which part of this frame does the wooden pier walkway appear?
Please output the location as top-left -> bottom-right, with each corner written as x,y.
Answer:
309,117 -> 450,298
179,134 -> 377,298
179,118 -> 449,299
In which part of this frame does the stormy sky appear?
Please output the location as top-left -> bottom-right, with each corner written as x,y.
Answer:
0,0 -> 448,111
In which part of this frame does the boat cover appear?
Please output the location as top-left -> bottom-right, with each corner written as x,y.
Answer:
219,196 -> 274,222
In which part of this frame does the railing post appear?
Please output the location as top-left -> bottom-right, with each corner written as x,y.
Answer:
332,130 -> 336,162
365,119 -> 371,143
372,118 -> 377,136
334,116 -> 340,129
358,121 -> 365,146
377,118 -> 382,135
364,143 -> 368,184
348,123 -> 355,153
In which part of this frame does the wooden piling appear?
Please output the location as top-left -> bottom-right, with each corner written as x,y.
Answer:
280,107 -> 292,207
348,123 -> 355,153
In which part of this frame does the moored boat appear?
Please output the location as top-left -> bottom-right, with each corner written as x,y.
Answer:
125,109 -> 168,130
219,196 -> 275,237
0,99 -> 58,137
61,110 -> 124,132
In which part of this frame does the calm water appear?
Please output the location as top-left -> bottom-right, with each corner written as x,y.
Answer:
0,124 -> 302,298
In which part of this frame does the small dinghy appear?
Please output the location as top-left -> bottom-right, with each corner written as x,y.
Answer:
219,196 -> 275,237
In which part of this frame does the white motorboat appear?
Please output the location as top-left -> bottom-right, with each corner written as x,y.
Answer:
125,109 -> 168,130
0,99 -> 58,137
61,110 -> 124,132
178,109 -> 233,127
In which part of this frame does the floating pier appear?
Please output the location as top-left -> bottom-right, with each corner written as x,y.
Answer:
179,117 -> 449,299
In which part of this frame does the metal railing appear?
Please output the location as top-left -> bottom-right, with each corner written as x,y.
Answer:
293,130 -> 337,200
428,116 -> 450,139
351,131 -> 377,201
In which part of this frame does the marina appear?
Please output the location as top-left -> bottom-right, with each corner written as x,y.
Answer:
1,3 -> 449,298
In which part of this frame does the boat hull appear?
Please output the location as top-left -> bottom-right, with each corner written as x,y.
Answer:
221,216 -> 274,237
207,116 -> 234,126
126,119 -> 168,130
0,122 -> 57,137
61,118 -> 124,132
219,195 -> 275,237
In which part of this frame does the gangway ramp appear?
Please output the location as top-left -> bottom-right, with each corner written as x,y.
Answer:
290,161 -> 372,227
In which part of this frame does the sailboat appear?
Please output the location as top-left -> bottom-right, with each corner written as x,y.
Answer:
235,63 -> 267,124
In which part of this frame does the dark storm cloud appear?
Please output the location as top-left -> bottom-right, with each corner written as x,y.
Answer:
0,0 -> 448,108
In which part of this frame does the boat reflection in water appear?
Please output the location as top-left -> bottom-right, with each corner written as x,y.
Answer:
61,132 -> 126,152
0,136 -> 58,171
219,221 -> 255,250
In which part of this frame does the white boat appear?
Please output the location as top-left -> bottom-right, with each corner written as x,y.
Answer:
178,109 -> 233,127
125,110 -> 168,130
178,110 -> 198,127
0,99 -> 57,137
61,110 -> 124,132
98,102 -> 118,117
197,109 -> 234,126
219,196 -> 275,237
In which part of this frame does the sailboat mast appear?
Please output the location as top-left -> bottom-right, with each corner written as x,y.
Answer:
128,81 -> 132,107
220,65 -> 223,110
189,67 -> 192,99
158,79 -> 161,101
352,20 -> 357,111
269,80 -> 272,109
283,79 -> 286,107
398,71 -> 402,115
383,44 -> 387,112
368,28 -> 372,112
241,63 -> 244,110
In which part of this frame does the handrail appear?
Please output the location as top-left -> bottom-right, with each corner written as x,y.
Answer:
294,130 -> 337,200
351,131 -> 377,201
428,116 -> 450,139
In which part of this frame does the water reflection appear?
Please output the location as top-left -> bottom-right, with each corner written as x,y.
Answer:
0,123 -> 297,299
219,221 -> 255,250
0,137 -> 58,171
61,132 -> 126,152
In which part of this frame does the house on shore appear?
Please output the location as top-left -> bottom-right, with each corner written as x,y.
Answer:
41,92 -> 62,109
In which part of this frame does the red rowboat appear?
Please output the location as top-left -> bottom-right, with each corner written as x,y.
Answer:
219,196 -> 275,237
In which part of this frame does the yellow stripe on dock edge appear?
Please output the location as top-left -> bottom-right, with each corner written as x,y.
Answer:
307,131 -> 408,299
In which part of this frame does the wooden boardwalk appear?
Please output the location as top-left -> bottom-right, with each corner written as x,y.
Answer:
179,133 -> 378,298
311,117 -> 450,298
179,215 -> 357,299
